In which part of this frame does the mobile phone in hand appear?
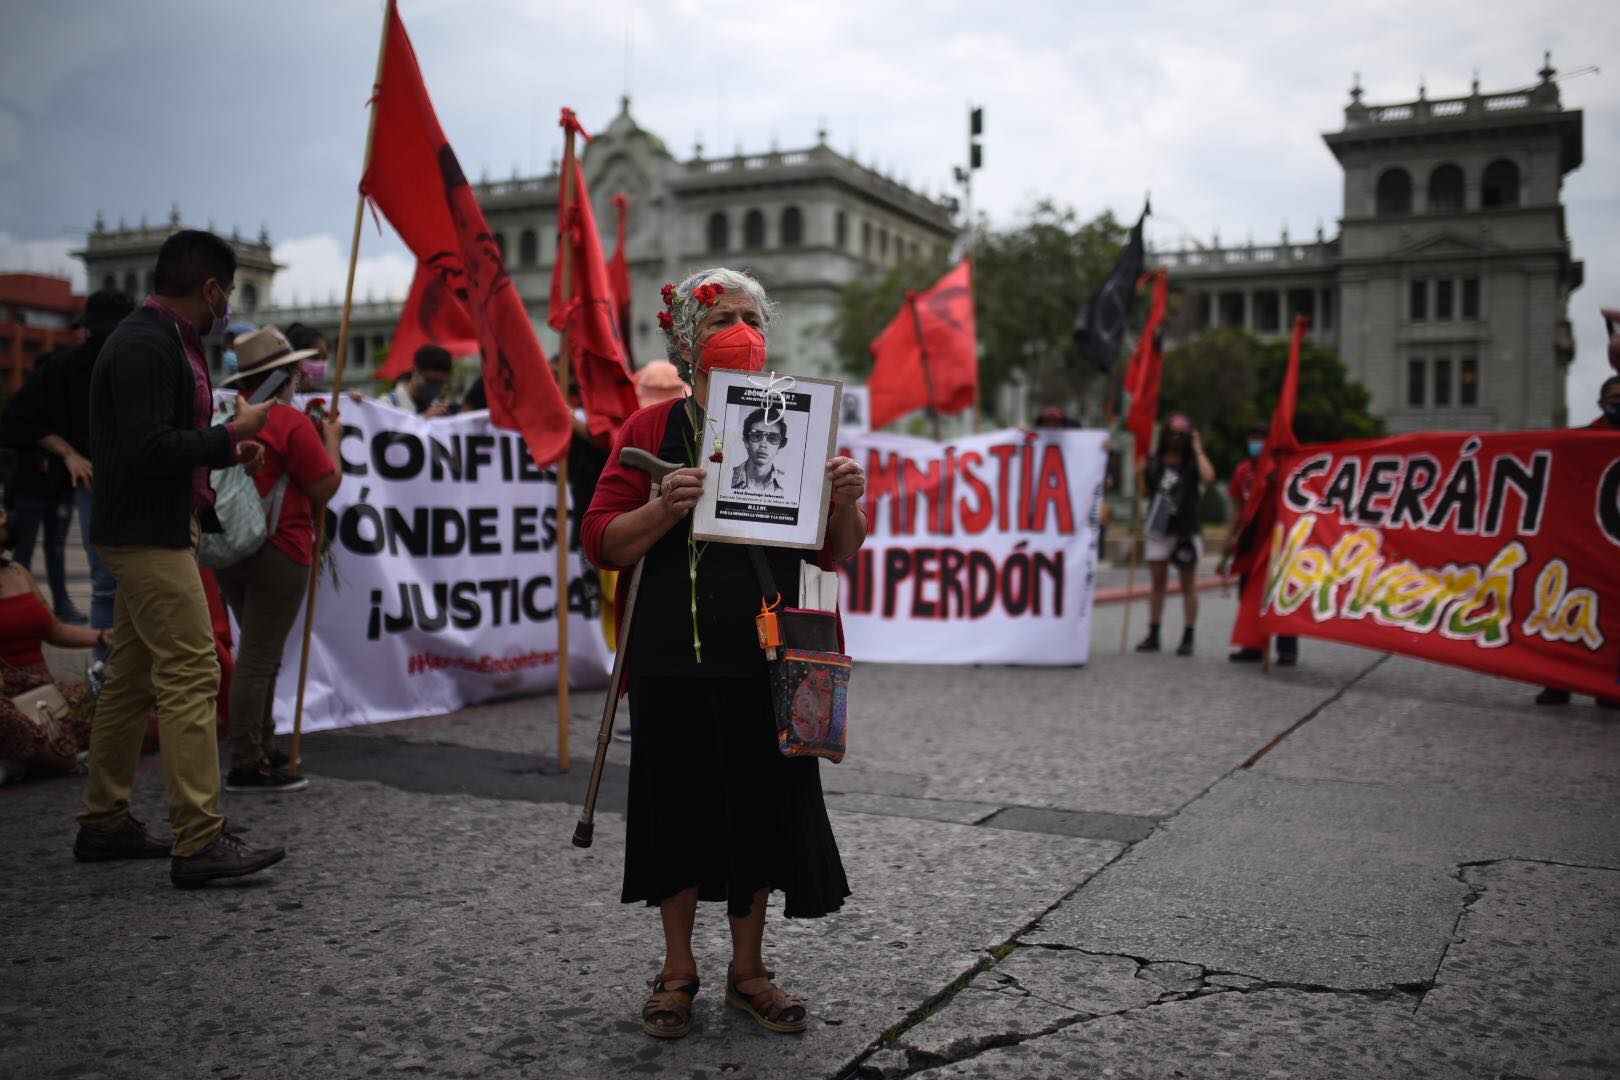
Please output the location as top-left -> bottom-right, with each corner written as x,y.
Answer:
247,368 -> 290,405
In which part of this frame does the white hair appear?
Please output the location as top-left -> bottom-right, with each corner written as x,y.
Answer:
660,266 -> 776,363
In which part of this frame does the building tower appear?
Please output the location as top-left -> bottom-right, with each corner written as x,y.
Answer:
1156,57 -> 1583,432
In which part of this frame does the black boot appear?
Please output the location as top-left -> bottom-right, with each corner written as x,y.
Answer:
1175,627 -> 1195,657
1134,624 -> 1161,653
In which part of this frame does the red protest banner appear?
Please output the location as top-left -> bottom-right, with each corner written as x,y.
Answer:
1250,430 -> 1620,699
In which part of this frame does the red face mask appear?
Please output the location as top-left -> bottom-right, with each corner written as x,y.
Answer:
697,322 -> 767,373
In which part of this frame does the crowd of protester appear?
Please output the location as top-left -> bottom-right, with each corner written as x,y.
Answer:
0,221 -> 1613,896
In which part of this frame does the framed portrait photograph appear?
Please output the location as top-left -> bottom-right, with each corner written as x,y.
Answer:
839,385 -> 871,439
692,368 -> 843,549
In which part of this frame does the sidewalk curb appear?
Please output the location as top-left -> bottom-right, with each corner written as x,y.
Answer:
1094,575 -> 1227,605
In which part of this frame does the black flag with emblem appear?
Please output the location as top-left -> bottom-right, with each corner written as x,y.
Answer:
1072,201 -> 1149,374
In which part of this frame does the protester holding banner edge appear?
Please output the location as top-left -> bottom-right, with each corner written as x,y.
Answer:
1535,372 -> 1619,709
582,267 -> 867,1040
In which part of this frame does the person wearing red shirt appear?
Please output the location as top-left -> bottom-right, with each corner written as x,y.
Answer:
214,327 -> 344,788
1223,421 -> 1299,664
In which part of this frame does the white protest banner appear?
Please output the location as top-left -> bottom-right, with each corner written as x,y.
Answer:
837,428 -> 1108,665
269,399 -> 611,732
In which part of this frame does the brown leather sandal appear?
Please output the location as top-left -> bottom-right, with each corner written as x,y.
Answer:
642,974 -> 700,1039
726,964 -> 808,1033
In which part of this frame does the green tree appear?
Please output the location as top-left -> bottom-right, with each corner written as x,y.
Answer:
828,201 -> 1129,425
1158,328 -> 1383,482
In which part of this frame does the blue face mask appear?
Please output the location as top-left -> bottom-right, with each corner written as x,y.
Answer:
1247,439 -> 1265,458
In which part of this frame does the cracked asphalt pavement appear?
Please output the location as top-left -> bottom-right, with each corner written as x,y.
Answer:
2,592 -> 1617,1079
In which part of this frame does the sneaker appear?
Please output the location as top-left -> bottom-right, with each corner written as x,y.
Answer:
225,759 -> 310,793
1175,629 -> 1195,657
1534,688 -> 1572,706
1134,631 -> 1161,653
170,830 -> 285,888
73,815 -> 173,862
612,725 -> 633,743
266,747 -> 300,770
1229,648 -> 1264,663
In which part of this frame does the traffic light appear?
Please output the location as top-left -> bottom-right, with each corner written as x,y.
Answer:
968,106 -> 984,171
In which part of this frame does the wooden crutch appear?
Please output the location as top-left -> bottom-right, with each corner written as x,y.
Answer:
572,447 -> 683,848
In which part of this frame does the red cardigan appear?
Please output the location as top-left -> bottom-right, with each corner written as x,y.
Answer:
581,397 -> 863,653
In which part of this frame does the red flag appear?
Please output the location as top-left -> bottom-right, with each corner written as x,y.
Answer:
868,260 -> 978,430
548,152 -> 639,440
608,192 -> 635,370
359,5 -> 570,465
1230,314 -> 1308,582
1124,269 -> 1168,464
379,261 -> 480,381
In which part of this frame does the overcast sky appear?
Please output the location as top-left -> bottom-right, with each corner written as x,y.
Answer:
1,0 -> 1614,416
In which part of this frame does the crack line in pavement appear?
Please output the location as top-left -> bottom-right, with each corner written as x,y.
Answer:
837,651 -> 1401,1080
855,942 -> 1427,1079
1413,856 -> 1620,1017
1239,652 -> 1390,769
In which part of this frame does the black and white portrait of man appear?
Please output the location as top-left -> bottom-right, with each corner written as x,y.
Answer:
730,407 -> 790,496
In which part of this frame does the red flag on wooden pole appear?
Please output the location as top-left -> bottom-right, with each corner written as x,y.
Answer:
1123,269 -> 1169,464
868,260 -> 977,431
359,5 -> 570,465
378,260 -> 480,381
608,192 -> 635,371
549,151 -> 640,440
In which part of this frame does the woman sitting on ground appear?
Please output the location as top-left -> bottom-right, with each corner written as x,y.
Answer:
0,506 -> 107,780
582,267 -> 868,1039
215,326 -> 343,793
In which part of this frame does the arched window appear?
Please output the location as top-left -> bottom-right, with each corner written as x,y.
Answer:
835,211 -> 848,250
1482,159 -> 1520,208
123,272 -> 138,294
1375,167 -> 1412,216
744,209 -> 766,250
101,273 -> 116,292
241,282 -> 258,313
493,232 -> 507,260
1427,164 -> 1464,213
519,228 -> 538,267
707,212 -> 729,253
781,206 -> 803,248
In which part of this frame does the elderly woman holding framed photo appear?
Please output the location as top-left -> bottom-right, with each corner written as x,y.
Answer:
582,267 -> 867,1040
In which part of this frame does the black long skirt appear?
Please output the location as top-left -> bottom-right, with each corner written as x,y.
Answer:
621,675 -> 850,919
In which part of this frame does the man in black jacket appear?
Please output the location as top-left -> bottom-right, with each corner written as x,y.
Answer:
6,289 -> 135,656
72,230 -> 285,888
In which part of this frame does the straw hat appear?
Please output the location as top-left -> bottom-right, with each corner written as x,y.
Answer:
220,325 -> 317,387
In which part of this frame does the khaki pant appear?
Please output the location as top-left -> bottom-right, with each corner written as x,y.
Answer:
214,542 -> 310,770
80,522 -> 225,857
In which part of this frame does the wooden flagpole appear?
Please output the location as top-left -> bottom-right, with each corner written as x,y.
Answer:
1117,491 -> 1142,655
287,0 -> 393,777
553,123 -> 580,773
906,292 -> 943,441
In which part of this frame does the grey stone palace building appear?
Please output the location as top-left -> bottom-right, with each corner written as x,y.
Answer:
76,99 -> 958,385
1154,57 -> 1584,431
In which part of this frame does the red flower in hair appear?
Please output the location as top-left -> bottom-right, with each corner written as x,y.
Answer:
657,310 -> 675,331
660,283 -> 677,307
693,283 -> 725,307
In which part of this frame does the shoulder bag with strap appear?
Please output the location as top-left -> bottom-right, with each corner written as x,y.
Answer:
196,401 -> 291,570
747,547 -> 850,763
